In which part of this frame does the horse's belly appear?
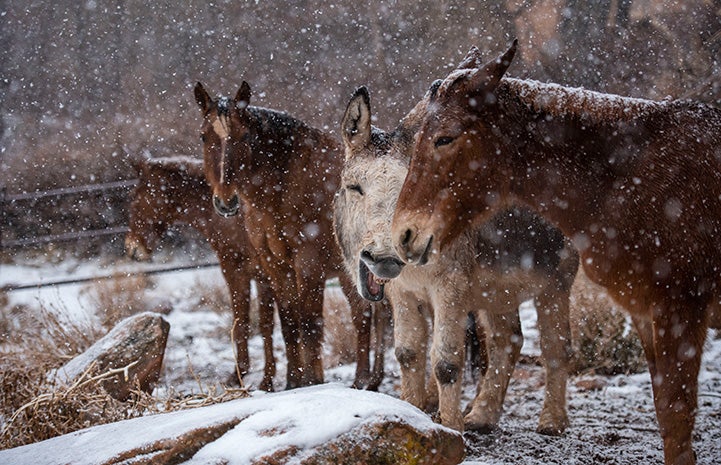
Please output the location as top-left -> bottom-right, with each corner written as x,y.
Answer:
466,267 -> 549,311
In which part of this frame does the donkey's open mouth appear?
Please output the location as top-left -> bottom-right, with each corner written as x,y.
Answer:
357,251 -> 405,301
358,260 -> 389,301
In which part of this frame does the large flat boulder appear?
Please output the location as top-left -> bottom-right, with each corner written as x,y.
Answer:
0,384 -> 464,465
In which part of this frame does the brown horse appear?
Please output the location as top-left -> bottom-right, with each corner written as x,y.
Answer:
125,155 -> 277,390
334,72 -> 578,434
392,41 -> 721,465
194,82 -> 390,390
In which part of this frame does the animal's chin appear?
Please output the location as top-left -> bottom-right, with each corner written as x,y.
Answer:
358,260 -> 388,302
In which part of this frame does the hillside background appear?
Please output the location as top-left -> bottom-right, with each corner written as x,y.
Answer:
0,0 -> 719,245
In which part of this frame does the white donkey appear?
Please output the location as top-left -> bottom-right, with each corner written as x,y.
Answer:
333,49 -> 578,434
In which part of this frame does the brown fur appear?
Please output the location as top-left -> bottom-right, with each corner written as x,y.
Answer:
393,41 -> 721,465
125,156 -> 277,390
194,83 -> 390,390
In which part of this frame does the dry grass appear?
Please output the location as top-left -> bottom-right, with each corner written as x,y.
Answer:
0,294 -> 248,451
569,270 -> 646,376
83,273 -> 153,330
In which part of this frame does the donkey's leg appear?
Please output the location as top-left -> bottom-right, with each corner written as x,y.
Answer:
464,308 -> 522,432
392,291 -> 430,411
339,273 -> 373,389
367,300 -> 392,391
636,303 -> 706,465
221,263 -> 251,380
534,283 -> 572,435
430,303 -> 467,431
256,278 -> 276,392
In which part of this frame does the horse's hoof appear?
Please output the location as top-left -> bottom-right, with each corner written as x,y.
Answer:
464,420 -> 499,435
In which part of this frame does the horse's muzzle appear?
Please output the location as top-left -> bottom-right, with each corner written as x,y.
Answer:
213,194 -> 240,217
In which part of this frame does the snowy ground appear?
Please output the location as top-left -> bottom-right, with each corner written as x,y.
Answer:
1,250 -> 720,464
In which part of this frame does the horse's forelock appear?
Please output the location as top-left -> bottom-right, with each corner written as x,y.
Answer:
217,96 -> 231,116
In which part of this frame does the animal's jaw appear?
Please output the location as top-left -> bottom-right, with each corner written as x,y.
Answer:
124,235 -> 151,262
358,260 -> 388,301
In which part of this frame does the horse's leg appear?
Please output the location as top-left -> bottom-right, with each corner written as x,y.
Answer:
392,291 -> 429,410
431,302 -> 467,431
298,279 -> 325,386
534,283 -> 572,436
464,308 -> 522,432
636,303 -> 706,465
220,263 -> 250,381
256,277 -> 276,392
274,286 -> 303,390
367,300 -> 392,391
339,273 -> 372,389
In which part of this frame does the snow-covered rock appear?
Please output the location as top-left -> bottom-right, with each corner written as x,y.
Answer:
0,383 -> 464,465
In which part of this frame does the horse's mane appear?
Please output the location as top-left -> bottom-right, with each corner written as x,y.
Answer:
143,156 -> 205,179
498,77 -> 663,124
247,106 -> 332,144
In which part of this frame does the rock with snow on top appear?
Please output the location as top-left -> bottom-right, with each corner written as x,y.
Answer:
50,312 -> 170,401
0,384 -> 465,465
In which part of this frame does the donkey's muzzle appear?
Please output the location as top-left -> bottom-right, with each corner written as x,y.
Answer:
360,250 -> 405,280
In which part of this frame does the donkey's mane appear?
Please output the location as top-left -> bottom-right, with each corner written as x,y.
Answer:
498,77 -> 663,124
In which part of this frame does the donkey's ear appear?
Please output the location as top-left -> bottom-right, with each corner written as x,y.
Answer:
235,81 -> 251,110
341,86 -> 372,153
456,45 -> 484,70
194,82 -> 212,113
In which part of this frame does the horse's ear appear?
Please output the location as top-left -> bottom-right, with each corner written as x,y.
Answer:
447,39 -> 517,110
235,81 -> 251,110
194,82 -> 212,113
341,86 -> 372,154
473,39 -> 517,93
456,45 -> 484,70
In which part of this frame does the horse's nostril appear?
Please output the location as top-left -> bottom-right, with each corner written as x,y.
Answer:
401,229 -> 413,247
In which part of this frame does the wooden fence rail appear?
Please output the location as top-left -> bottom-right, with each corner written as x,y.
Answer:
0,179 -> 138,249
1,179 -> 221,292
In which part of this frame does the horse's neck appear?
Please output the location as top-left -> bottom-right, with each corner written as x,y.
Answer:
498,81 -> 653,235
248,108 -> 341,202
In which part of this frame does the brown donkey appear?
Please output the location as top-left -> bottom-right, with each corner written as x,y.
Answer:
392,41 -> 721,465
334,77 -> 578,434
125,155 -> 277,390
194,82 -> 390,390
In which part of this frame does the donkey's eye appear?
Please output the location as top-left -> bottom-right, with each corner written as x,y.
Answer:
434,136 -> 454,148
347,184 -> 364,195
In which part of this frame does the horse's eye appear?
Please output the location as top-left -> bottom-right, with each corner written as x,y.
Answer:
434,136 -> 454,148
347,184 -> 364,195
200,134 -> 206,143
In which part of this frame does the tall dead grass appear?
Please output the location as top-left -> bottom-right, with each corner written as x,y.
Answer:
83,273 -> 153,330
0,275 -> 247,450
